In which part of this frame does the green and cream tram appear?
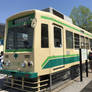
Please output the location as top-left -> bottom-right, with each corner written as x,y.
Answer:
1,8 -> 92,91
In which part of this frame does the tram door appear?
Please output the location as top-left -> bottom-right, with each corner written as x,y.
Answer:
51,25 -> 64,70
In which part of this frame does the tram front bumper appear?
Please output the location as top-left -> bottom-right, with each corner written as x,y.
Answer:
0,69 -> 38,78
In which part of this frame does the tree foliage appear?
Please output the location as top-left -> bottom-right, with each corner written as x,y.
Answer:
70,5 -> 92,33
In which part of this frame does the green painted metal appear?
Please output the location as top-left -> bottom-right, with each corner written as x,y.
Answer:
43,56 -> 80,69
5,48 -> 33,52
8,13 -> 35,28
0,69 -> 38,78
41,16 -> 92,37
41,54 -> 79,68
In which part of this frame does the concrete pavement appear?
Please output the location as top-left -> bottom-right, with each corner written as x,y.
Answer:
53,72 -> 92,92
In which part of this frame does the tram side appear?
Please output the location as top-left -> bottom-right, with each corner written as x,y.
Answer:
35,10 -> 92,84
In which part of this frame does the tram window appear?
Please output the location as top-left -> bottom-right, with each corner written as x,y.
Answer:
54,27 -> 62,47
41,24 -> 49,48
6,26 -> 34,49
74,33 -> 80,49
90,39 -> 92,49
85,37 -> 89,49
81,36 -> 85,48
66,31 -> 73,48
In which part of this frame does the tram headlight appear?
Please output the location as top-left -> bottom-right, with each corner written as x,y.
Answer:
21,61 -> 27,68
21,63 -> 26,68
5,60 -> 10,66
21,61 -> 33,68
28,61 -> 33,67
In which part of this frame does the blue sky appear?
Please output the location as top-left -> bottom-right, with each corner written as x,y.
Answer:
0,0 -> 92,23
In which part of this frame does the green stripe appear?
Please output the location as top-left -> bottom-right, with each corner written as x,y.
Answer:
41,54 -> 78,68
0,70 -> 38,78
5,48 -> 33,52
41,16 -> 92,37
43,56 -> 79,69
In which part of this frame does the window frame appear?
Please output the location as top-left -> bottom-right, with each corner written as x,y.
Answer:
53,25 -> 62,48
90,39 -> 92,49
66,30 -> 73,49
74,33 -> 80,49
85,37 -> 89,49
81,36 -> 85,48
41,23 -> 49,48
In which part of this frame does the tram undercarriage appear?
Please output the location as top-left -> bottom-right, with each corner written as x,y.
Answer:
2,64 -> 86,92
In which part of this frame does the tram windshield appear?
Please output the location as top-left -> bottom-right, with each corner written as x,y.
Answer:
6,26 -> 34,50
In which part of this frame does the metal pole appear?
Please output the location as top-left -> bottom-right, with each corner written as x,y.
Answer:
49,67 -> 52,92
85,60 -> 88,77
79,48 -> 83,82
50,73 -> 52,92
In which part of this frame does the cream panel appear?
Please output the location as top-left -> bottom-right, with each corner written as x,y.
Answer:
34,12 -> 53,75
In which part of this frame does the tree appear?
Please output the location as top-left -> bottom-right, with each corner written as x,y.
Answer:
70,5 -> 92,33
0,24 -> 5,39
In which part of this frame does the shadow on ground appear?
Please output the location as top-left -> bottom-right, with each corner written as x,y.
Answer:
80,80 -> 92,92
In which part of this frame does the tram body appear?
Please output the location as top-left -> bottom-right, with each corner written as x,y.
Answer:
1,8 -> 92,91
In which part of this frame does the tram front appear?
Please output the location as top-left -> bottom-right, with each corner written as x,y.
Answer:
1,11 -> 37,78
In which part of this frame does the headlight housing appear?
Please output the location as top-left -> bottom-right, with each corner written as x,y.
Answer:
28,61 -> 33,67
5,60 -> 10,66
21,61 -> 33,68
21,63 -> 26,68
21,61 -> 27,68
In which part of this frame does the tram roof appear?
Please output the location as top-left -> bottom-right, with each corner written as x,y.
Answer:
6,8 -> 92,38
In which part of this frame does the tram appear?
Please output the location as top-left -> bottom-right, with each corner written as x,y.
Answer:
0,8 -> 92,91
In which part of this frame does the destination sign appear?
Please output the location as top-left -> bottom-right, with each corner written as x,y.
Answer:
8,13 -> 35,28
13,15 -> 31,25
